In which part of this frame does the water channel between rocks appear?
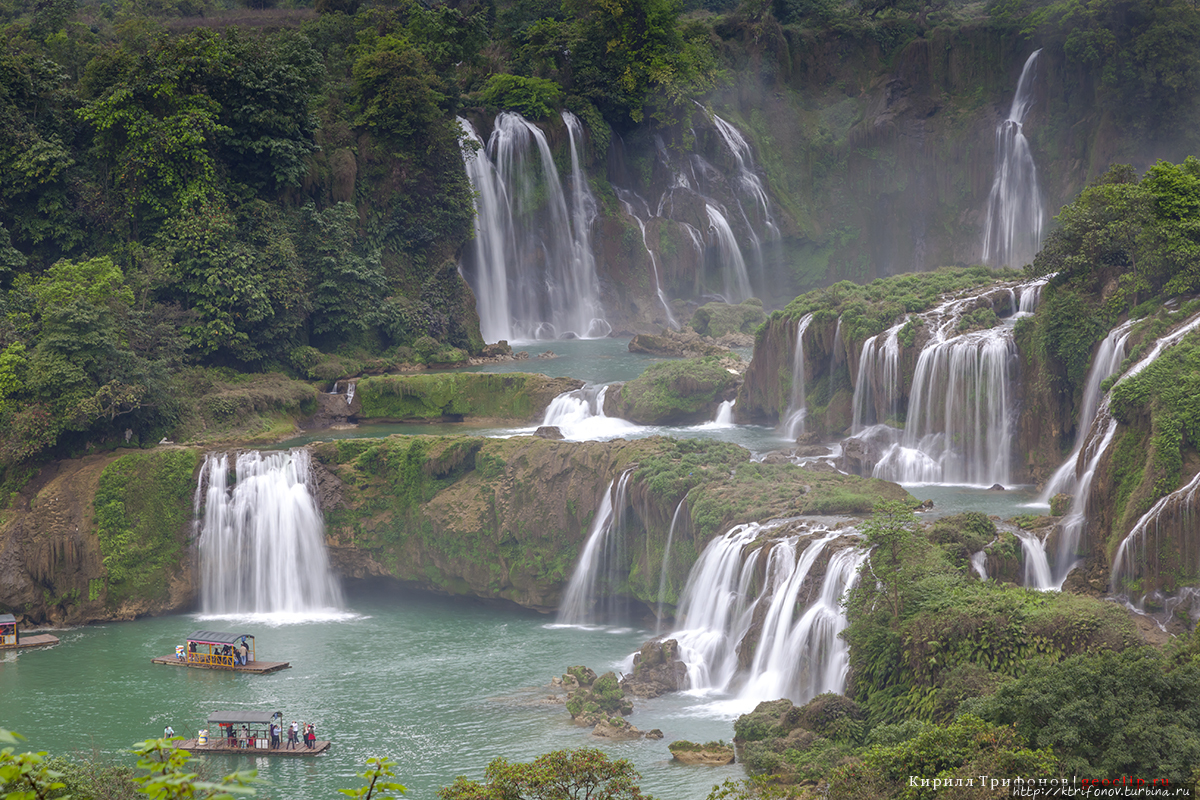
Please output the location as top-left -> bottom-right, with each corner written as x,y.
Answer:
3,338 -> 1039,799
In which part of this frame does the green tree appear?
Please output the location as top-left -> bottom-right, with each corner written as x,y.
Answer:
438,748 -> 653,800
340,757 -> 407,800
857,499 -> 920,623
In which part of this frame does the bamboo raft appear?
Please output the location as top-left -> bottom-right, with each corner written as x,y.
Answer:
0,633 -> 59,650
179,738 -> 330,756
150,656 -> 290,674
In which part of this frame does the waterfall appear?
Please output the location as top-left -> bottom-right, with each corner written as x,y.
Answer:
874,326 -> 1016,486
1016,279 -> 1048,315
781,314 -> 815,439
1040,320 -> 1135,502
714,400 -> 735,425
655,498 -> 688,634
457,117 -> 513,343
197,450 -> 344,617
667,522 -> 862,705
1051,313 -> 1200,587
616,189 -> 679,329
705,204 -> 753,304
557,471 -> 635,624
970,551 -> 988,580
1110,470 -> 1200,603
456,112 -> 608,342
982,50 -> 1044,267
1012,528 -> 1054,590
851,329 -> 901,432
538,385 -> 639,441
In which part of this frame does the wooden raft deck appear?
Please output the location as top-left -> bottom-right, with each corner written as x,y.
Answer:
179,739 -> 330,756
150,656 -> 290,674
0,634 -> 60,650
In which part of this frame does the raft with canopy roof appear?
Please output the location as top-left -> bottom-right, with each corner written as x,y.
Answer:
150,630 -> 290,673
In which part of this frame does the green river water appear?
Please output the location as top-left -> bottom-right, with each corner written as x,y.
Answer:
1,339 -> 1034,798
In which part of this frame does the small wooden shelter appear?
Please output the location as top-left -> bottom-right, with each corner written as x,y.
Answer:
0,613 -> 59,650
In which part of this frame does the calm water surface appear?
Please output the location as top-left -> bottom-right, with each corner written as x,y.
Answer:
0,590 -> 742,800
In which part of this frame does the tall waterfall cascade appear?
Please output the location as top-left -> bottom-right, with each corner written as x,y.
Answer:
666,521 -> 864,706
196,450 -> 344,617
848,288 -> 1033,487
982,50 -> 1044,267
705,204 -> 754,304
456,113 -> 609,343
557,470 -> 636,624
1110,470 -> 1200,612
1051,313 -> 1200,588
616,188 -> 679,328
782,314 -> 815,439
1040,320 -> 1135,502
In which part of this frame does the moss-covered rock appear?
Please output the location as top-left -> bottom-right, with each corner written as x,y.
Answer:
668,740 -> 735,765
604,356 -> 742,425
689,299 -> 766,337
355,372 -> 583,422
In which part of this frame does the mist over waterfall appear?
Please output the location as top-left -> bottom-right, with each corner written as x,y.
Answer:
457,112 -> 608,343
197,450 -> 344,617
666,521 -> 863,706
982,50 -> 1044,267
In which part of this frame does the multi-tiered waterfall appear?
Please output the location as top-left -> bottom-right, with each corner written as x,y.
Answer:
196,450 -> 344,617
1050,313 -> 1200,588
982,50 -> 1044,267
457,112 -> 609,343
849,290 -> 1025,486
668,522 -> 864,706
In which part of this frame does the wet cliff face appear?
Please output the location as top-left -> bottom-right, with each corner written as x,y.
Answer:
0,451 -> 199,626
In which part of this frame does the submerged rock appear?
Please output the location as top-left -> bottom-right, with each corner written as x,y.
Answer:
534,426 -> 564,440
668,740 -> 736,765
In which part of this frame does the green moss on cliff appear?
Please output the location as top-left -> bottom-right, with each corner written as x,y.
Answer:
356,373 -> 582,421
94,449 -> 199,606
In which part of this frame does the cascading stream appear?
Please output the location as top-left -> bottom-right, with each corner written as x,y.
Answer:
1040,319 -> 1135,502
197,450 -> 344,616
1052,313 -> 1200,587
982,50 -> 1044,267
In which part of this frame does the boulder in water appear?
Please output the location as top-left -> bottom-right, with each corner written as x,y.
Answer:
591,717 -> 660,741
534,426 -> 564,440
668,740 -> 735,765
988,483 -> 1006,491
620,638 -> 687,698
565,670 -> 632,725
1050,492 -> 1071,516
628,329 -> 732,359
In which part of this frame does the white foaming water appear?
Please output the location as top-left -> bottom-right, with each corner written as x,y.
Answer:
557,470 -> 635,624
1039,319 -> 1135,502
781,314 -> 815,439
456,112 -> 608,343
705,204 -> 753,304
1012,527 -> 1054,590
665,522 -> 863,711
852,329 -> 901,432
197,450 -> 345,618
970,551 -> 988,580
536,385 -> 641,441
713,400 -> 735,425
982,50 -> 1044,267
1051,313 -> 1200,587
